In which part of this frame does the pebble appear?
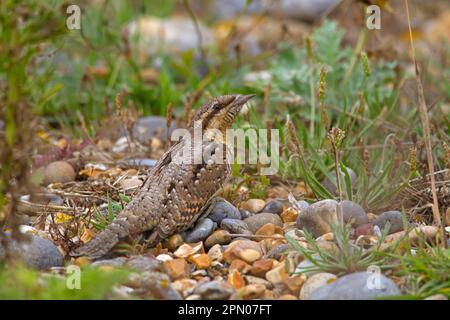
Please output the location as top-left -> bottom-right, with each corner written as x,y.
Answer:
296,199 -> 339,238
262,200 -> 284,215
125,158 -> 157,167
265,264 -> 290,285
223,240 -> 263,264
280,208 -> 299,223
173,242 -> 203,258
139,271 -> 182,300
189,253 -> 211,269
156,254 -> 173,262
341,200 -> 368,227
240,199 -> 266,213
244,275 -> 273,289
424,294 -> 448,300
220,218 -> 252,235
126,255 -> 161,273
308,272 -> 401,300
299,272 -> 337,300
239,209 -> 254,219
207,244 -> 223,262
0,234 -> 63,270
265,244 -> 290,260
295,254 -> 323,276
255,223 -> 283,237
230,259 -> 252,273
208,199 -> 241,223
167,233 -> 184,252
204,230 -> 231,248
355,223 -> 374,237
162,259 -> 189,280
91,257 -> 127,268
284,275 -> 306,296
43,161 -> 76,186
374,211 -> 404,234
240,284 -> 266,299
172,279 -> 197,298
250,259 -> 274,277
227,270 -> 246,289
244,213 -> 283,234
194,280 -> 235,300
183,218 -> 215,243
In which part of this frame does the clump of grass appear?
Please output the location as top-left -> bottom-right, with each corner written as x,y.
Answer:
286,223 -> 395,276
390,242 -> 450,299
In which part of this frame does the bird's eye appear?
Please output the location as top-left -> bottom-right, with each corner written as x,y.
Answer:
212,103 -> 221,110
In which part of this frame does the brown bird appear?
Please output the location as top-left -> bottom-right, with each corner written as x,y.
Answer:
71,94 -> 254,259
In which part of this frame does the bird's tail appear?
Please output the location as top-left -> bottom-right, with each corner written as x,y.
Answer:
71,227 -> 120,260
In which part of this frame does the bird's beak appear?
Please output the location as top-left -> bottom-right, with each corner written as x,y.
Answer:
230,94 -> 255,113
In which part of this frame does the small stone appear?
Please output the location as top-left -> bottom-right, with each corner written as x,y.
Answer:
265,244 -> 290,260
262,200 -> 284,215
183,218 -> 215,243
281,208 -> 299,223
172,279 -> 197,297
255,223 -> 277,236
245,275 -> 273,289
244,213 -> 283,234
316,232 -> 334,241
162,259 -> 189,280
316,241 -> 340,255
239,209 -> 254,219
208,199 -> 241,223
250,259 -> 274,278
0,234 -> 63,270
230,259 -> 252,273
284,275 -> 306,296
341,200 -> 368,227
367,213 -> 377,222
173,242 -> 203,258
220,218 -> 252,235
185,294 -> 202,300
119,176 -> 143,190
294,200 -> 310,211
43,161 -> 76,186
91,257 -> 127,268
207,244 -> 223,262
299,272 -> 337,300
194,280 -> 235,300
265,264 -> 289,285
374,211 -> 404,234
139,271 -> 182,300
156,254 -> 173,262
296,199 -> 339,238
308,272 -> 401,300
167,233 -> 184,252
189,253 -> 211,269
223,240 -> 263,264
227,270 -> 246,289
262,289 -> 276,299
240,284 -> 266,299
127,255 -> 161,273
295,254 -> 323,276
240,199 -> 266,213
204,230 -> 231,248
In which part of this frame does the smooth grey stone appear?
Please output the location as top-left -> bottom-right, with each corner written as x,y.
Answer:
183,218 -> 215,243
91,257 -> 127,268
296,199 -> 339,238
220,218 -> 251,235
341,200 -> 368,227
194,280 -> 235,300
244,213 -> 283,233
208,200 -> 241,224
262,200 -> 284,215
0,234 -> 63,270
265,244 -> 290,260
239,209 -> 254,220
374,211 -> 404,234
126,255 -> 162,273
295,200 -> 310,211
308,271 -> 401,300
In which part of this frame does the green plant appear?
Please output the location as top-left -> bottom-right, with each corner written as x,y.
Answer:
286,222 -> 396,276
91,193 -> 130,231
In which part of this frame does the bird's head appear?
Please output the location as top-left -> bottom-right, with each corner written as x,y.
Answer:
192,94 -> 255,134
